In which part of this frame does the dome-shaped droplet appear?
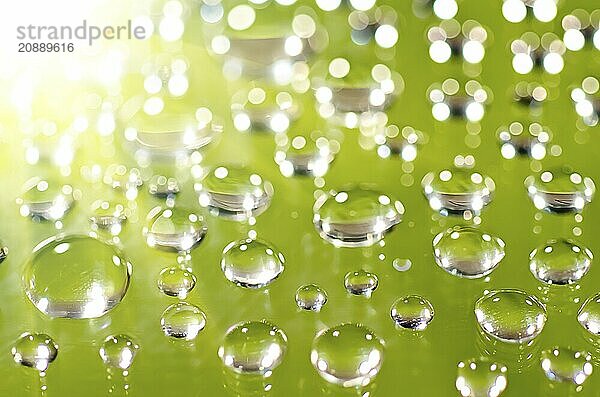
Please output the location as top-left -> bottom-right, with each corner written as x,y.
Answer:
433,226 -> 506,278
0,239 -> 7,264
17,177 -> 75,221
23,235 -> 131,319
311,323 -> 385,388
90,200 -> 128,236
158,266 -> 197,298
196,166 -> 274,221
295,284 -> 328,312
99,334 -> 140,370
103,164 -> 143,200
144,207 -> 207,252
344,270 -> 379,297
12,333 -> 58,372
422,169 -> 495,214
221,239 -> 285,288
577,293 -> 600,335
313,186 -> 404,247
390,295 -> 435,331
274,133 -> 339,178
455,358 -> 508,397
474,289 -> 547,343
231,87 -> 299,133
525,168 -> 595,213
160,302 -> 207,341
218,320 -> 288,374
540,347 -> 593,385
148,175 -> 180,197
529,239 -> 593,285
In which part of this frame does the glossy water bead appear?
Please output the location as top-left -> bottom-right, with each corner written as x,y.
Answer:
529,239 -> 593,285
390,295 -> 435,331
99,334 -> 140,370
525,168 -> 595,213
295,284 -> 328,312
456,358 -> 508,397
17,176 -> 76,221
160,302 -> 207,341
540,347 -> 593,385
221,239 -> 285,288
344,270 -> 379,297
12,333 -> 58,372
578,293 -> 600,335
144,207 -> 207,252
157,266 -> 197,298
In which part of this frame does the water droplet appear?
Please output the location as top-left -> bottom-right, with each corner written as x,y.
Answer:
158,266 -> 197,298
311,323 -> 385,388
392,258 -> 412,272
231,88 -> 298,133
422,169 -> 495,214
344,270 -> 379,297
390,295 -> 435,331
577,293 -> 600,335
104,164 -> 143,200
529,239 -> 593,285
99,334 -> 139,370
23,235 -> 131,319
144,207 -> 207,252
196,166 -> 274,221
160,302 -> 206,341
148,175 -> 180,197
12,333 -> 58,372
275,133 -> 338,178
218,320 -> 288,374
17,177 -> 75,221
525,168 -> 595,213
540,347 -> 593,385
295,284 -> 328,311
313,186 -> 404,247
433,226 -> 506,278
0,239 -> 7,264
474,289 -> 547,343
455,358 -> 508,397
221,239 -> 285,288
90,200 -> 128,236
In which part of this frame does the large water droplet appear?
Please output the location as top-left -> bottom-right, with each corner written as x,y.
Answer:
90,200 -> 128,236
474,289 -> 547,343
160,302 -> 207,341
23,235 -> 131,319
577,293 -> 600,335
344,270 -> 379,297
218,320 -> 288,374
390,295 -> 435,331
99,334 -> 139,370
540,347 -> 593,385
313,186 -> 404,247
422,169 -> 495,214
529,239 -> 593,285
12,333 -> 58,372
295,284 -> 328,312
158,266 -> 197,298
525,168 -> 595,213
433,226 -> 506,278
311,323 -> 385,388
196,166 -> 274,221
144,207 -> 207,252
17,177 -> 75,221
455,358 -> 508,397
221,239 -> 285,288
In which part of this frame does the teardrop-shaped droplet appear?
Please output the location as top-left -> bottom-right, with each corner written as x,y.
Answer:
157,266 -> 197,299
221,239 -> 285,288
196,166 -> 274,221
540,347 -> 593,385
311,323 -> 385,388
433,226 -> 506,278
295,284 -> 328,312
144,207 -> 207,252
99,334 -> 140,370
17,176 -> 75,221
313,186 -> 404,247
344,270 -> 379,297
390,295 -> 435,331
218,320 -> 288,374
525,168 -> 595,213
160,302 -> 206,341
12,333 -> 58,372
455,358 -> 508,397
23,235 -> 131,319
577,293 -> 600,335
474,289 -> 547,343
529,239 -> 593,285
422,169 -> 495,214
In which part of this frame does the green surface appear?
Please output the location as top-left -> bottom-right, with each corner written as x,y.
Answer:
1,0 -> 600,396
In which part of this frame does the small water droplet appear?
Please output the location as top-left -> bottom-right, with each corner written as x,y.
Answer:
540,347 -> 593,385
12,333 -> 58,372
90,200 -> 128,236
474,289 -> 547,343
344,270 -> 379,297
160,302 -> 207,341
99,334 -> 139,370
311,323 -> 385,388
218,320 -> 288,374
390,295 -> 435,331
17,177 -> 75,221
525,167 -> 595,213
148,175 -> 180,197
433,226 -> 505,278
23,235 -> 131,319
392,258 -> 412,272
577,293 -> 600,335
313,186 -> 404,247
158,266 -> 197,298
221,238 -> 285,288
295,284 -> 328,311
144,207 -> 207,252
529,239 -> 593,285
455,358 -> 508,397
275,133 -> 338,177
